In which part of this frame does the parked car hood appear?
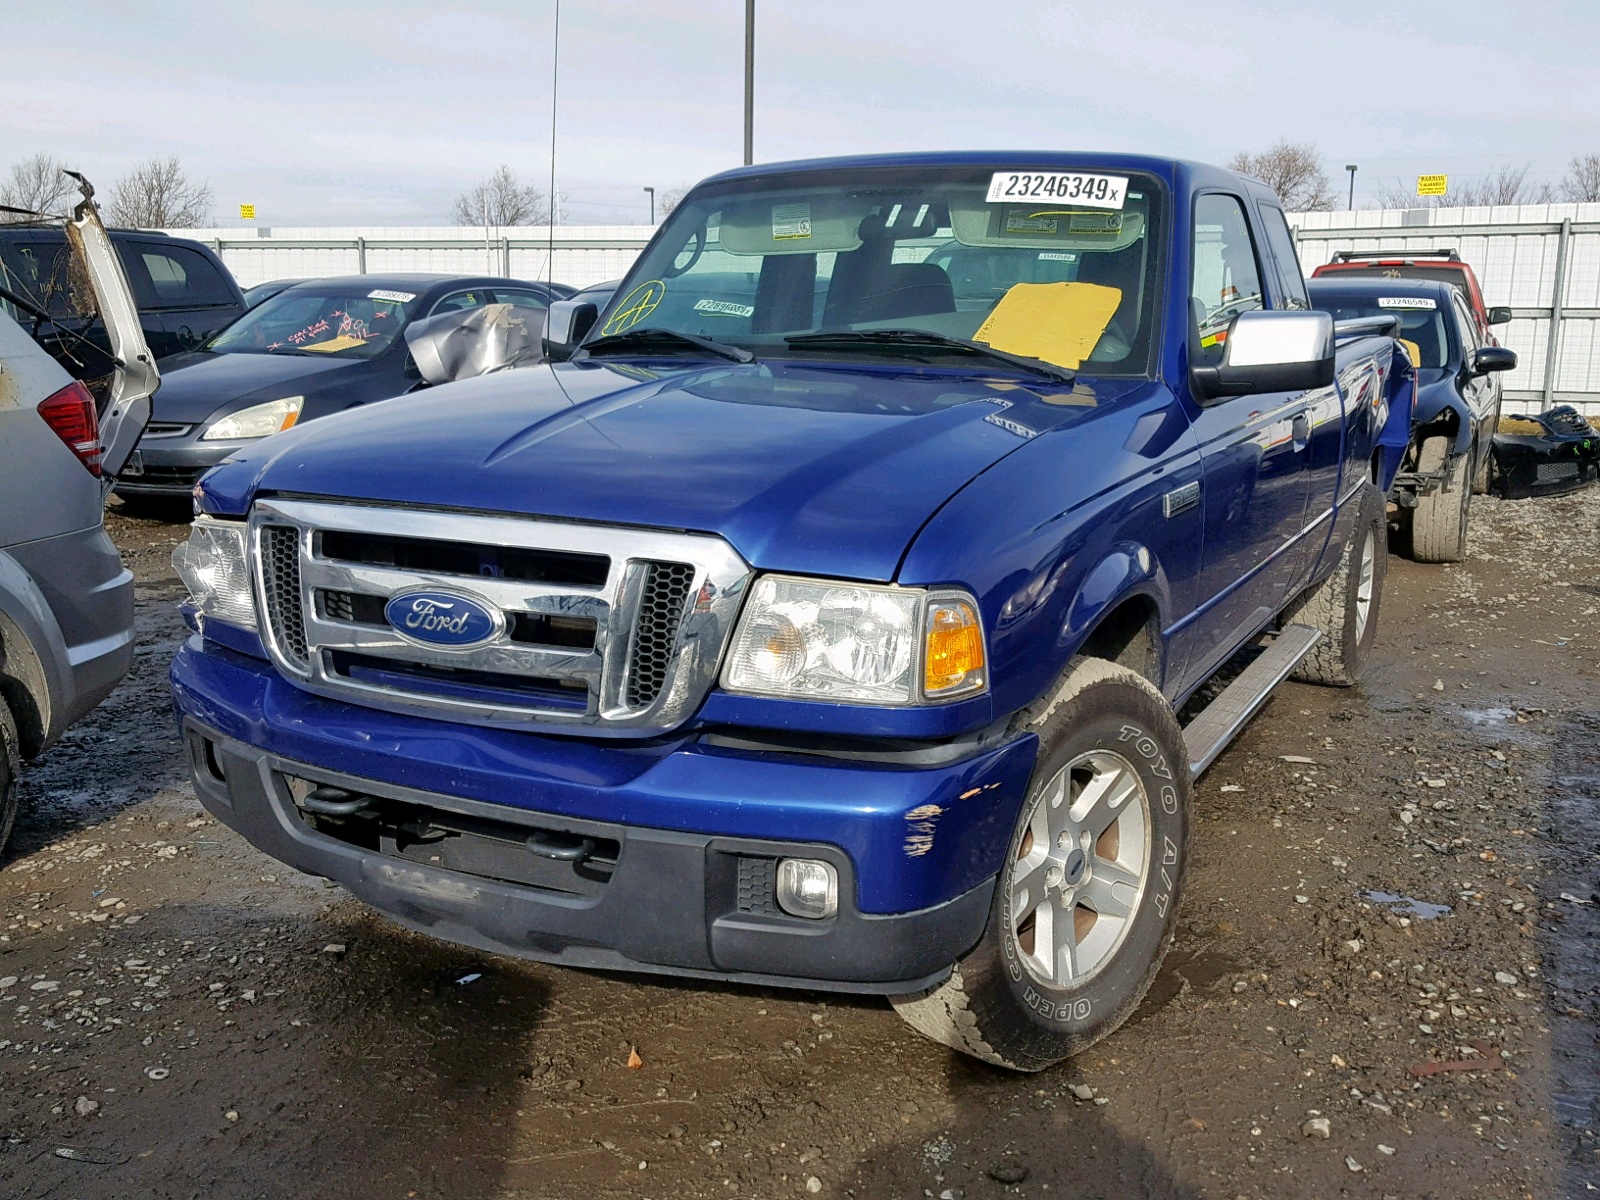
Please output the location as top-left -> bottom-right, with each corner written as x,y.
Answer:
153,351 -> 371,423
210,359 -> 1106,581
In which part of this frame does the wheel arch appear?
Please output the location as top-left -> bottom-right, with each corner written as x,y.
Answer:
1057,545 -> 1169,693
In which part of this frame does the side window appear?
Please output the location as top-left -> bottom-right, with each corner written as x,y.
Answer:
490,287 -> 550,313
1257,205 -> 1310,310
135,245 -> 236,308
1190,194 -> 1265,366
429,290 -> 490,315
1452,294 -> 1480,353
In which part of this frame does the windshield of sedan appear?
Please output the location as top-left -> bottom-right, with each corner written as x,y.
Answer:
591,165 -> 1165,376
1313,294 -> 1455,369
205,285 -> 420,357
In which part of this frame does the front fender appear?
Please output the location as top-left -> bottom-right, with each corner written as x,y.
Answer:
1413,380 -> 1472,457
1059,543 -> 1169,677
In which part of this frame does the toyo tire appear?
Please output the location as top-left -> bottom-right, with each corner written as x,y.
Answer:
0,696 -> 19,862
889,658 -> 1190,1072
1282,481 -> 1386,687
1407,437 -> 1471,563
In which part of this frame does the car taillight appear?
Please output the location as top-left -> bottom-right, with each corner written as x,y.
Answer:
36,381 -> 103,477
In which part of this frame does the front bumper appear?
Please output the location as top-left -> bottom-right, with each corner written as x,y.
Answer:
115,438 -> 239,496
171,638 -> 1038,990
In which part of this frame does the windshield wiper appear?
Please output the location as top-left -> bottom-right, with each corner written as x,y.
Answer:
784,329 -> 1076,384
574,327 -> 754,364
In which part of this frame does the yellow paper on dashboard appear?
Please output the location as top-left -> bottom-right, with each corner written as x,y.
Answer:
973,282 -> 1121,370
300,335 -> 367,354
1398,338 -> 1421,368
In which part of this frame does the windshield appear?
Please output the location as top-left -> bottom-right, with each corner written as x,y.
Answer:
592,165 -> 1165,376
206,284 -> 421,357
1313,294 -> 1455,369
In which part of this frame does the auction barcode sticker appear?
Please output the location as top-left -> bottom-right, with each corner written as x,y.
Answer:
986,172 -> 1128,209
1378,296 -> 1436,310
368,289 -> 417,303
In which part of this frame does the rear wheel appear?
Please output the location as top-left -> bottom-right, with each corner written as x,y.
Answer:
0,697 -> 20,862
1408,437 -> 1470,563
889,658 -> 1189,1072
1282,482 -> 1386,687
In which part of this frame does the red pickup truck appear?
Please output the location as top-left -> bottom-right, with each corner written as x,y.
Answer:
1311,249 -> 1511,343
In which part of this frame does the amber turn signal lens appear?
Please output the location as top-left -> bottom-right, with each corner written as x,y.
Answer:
924,599 -> 986,696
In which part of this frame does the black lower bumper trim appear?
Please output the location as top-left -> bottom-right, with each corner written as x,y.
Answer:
183,721 -> 993,994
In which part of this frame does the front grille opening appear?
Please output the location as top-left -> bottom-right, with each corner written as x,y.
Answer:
201,738 -> 228,784
319,529 -> 609,588
317,588 -> 387,626
625,561 -> 695,709
260,525 -> 309,668
283,778 -> 619,896
327,649 -> 588,712
509,612 -> 597,650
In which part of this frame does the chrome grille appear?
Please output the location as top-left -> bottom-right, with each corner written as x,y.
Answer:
626,562 -> 695,708
249,498 -> 750,736
260,525 -> 309,669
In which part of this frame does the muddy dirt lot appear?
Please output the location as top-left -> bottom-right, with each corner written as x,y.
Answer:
2,490 -> 1597,1200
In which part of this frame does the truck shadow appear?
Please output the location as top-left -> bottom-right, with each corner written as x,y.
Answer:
5,906 -> 551,1200
843,1050 -> 1206,1200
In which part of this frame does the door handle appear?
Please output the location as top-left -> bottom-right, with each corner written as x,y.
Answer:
1292,412 -> 1311,449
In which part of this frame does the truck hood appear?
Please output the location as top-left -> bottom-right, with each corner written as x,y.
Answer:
213,359 -> 1105,581
153,351 -> 370,423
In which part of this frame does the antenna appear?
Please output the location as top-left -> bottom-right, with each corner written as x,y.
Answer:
547,0 -> 560,284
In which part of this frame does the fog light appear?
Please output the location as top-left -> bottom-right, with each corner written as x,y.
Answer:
776,858 -> 838,920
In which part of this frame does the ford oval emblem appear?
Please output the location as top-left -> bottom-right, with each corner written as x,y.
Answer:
384,589 -> 502,649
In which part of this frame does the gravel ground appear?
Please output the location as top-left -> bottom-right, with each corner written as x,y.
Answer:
1,487 -> 1596,1200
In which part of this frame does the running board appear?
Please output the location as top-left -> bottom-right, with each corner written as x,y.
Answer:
1182,624 -> 1322,778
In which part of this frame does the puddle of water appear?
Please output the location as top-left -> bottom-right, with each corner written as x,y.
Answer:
1361,889 -> 1453,920
1461,706 -> 1515,726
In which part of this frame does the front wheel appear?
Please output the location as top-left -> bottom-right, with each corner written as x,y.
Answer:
1282,482 -> 1386,687
890,658 -> 1190,1072
1407,437 -> 1471,563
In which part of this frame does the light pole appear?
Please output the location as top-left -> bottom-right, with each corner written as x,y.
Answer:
743,0 -> 754,166
643,186 -> 655,225
1346,164 -> 1357,211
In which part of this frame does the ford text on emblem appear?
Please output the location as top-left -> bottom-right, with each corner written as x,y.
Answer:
384,590 -> 502,649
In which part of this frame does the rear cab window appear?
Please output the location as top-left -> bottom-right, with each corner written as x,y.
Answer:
1256,205 -> 1309,310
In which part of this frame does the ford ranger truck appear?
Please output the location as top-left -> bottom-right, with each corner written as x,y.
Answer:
170,154 -> 1413,1071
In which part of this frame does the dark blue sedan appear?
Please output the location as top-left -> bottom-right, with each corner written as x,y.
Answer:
116,273 -> 559,504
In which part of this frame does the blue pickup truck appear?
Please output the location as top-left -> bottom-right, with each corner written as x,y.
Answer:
170,153 -> 1413,1071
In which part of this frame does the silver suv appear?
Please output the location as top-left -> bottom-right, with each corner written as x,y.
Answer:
0,178 -> 154,855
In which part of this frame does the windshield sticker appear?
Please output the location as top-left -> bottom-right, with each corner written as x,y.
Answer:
601,279 -> 667,337
986,172 -> 1128,209
1005,213 -> 1058,235
1037,251 -> 1079,262
367,289 -> 416,303
771,202 -> 813,241
299,334 -> 368,354
693,299 -> 755,318
974,282 -> 1122,371
1379,296 -> 1437,309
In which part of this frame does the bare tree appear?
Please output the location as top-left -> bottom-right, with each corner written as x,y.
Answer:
1228,142 -> 1336,211
658,185 -> 691,219
452,165 -> 549,226
1374,163 -> 1554,209
0,152 -> 74,221
1560,153 -> 1600,203
105,156 -> 213,227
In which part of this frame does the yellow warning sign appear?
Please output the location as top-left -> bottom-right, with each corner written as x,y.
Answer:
973,282 -> 1121,371
239,204 -> 257,220
1416,175 -> 1448,198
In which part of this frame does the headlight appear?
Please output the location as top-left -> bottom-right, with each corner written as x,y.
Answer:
200,396 -> 303,441
172,517 -> 257,629
722,575 -> 986,705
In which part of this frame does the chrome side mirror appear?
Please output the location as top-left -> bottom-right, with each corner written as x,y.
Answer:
542,300 -> 598,361
1192,310 -> 1335,401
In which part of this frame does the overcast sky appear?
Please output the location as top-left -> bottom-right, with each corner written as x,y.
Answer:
6,0 -> 1599,227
